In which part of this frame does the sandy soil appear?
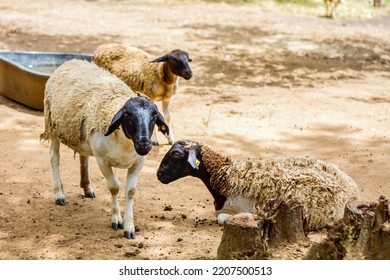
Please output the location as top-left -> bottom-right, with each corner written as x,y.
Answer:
0,0 -> 389,260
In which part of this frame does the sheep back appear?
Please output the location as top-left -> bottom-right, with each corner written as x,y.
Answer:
41,59 -> 135,150
93,44 -> 174,102
201,146 -> 359,230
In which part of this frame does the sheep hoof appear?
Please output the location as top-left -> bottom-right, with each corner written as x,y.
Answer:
152,141 -> 159,146
124,231 -> 136,239
217,213 -> 231,225
85,191 -> 96,198
112,222 -> 124,230
55,198 -> 66,206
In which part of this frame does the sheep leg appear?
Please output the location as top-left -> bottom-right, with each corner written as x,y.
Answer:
49,136 -> 65,205
123,158 -> 145,239
79,155 -> 96,198
95,159 -> 123,230
162,99 -> 175,145
325,3 -> 330,17
331,4 -> 336,18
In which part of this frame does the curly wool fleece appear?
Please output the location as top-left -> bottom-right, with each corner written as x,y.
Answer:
200,144 -> 359,230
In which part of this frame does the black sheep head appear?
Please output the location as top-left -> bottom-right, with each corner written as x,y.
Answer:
105,96 -> 169,156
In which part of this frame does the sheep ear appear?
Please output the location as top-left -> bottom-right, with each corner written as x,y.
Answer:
151,54 -> 169,63
155,111 -> 170,136
188,149 -> 200,170
104,109 -> 124,136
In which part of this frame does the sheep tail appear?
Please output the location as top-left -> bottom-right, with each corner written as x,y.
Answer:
39,98 -> 51,142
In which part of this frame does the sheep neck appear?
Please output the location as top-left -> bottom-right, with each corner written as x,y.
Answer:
162,62 -> 177,86
199,145 -> 232,210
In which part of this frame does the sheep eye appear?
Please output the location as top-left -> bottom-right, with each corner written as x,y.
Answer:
171,152 -> 181,160
172,57 -> 183,66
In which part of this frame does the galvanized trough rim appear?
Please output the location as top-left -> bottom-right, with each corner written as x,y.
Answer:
0,51 -> 93,77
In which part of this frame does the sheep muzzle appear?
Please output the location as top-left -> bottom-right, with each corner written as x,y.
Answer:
134,137 -> 152,156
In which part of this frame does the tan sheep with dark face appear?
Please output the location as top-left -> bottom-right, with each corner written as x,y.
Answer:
92,44 -> 192,145
324,0 -> 343,18
157,140 -> 359,231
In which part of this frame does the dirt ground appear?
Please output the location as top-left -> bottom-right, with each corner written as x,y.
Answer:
0,0 -> 389,260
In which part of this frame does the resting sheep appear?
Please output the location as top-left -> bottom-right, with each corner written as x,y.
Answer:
92,43 -> 192,145
156,140 -> 359,230
40,59 -> 170,239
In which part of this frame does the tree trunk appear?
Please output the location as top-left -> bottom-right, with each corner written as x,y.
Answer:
368,223 -> 390,259
306,196 -> 390,260
217,213 -> 264,260
268,200 -> 309,247
217,198 -> 308,260
304,221 -> 349,260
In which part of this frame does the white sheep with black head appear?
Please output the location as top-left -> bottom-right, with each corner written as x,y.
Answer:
40,59 -> 170,239
157,140 -> 359,230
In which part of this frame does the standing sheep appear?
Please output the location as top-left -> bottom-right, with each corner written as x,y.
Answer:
40,59 -> 170,239
324,0 -> 343,18
92,43 -> 192,146
156,140 -> 359,230
371,0 -> 385,7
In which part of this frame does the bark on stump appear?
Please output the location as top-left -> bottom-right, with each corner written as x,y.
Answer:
304,222 -> 349,260
268,200 -> 309,247
346,195 -> 390,259
217,199 -> 308,260
369,223 -> 390,259
306,195 -> 390,260
217,213 -> 264,260
344,200 -> 376,258
365,196 -> 390,259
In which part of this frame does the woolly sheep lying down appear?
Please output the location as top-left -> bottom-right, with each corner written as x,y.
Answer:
40,59 -> 170,239
93,43 -> 192,146
157,140 -> 360,230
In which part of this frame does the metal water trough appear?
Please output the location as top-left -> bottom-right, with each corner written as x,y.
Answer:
0,51 -> 92,110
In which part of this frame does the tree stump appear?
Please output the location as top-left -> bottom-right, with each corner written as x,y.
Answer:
343,200 -> 376,247
304,221 -> 349,260
217,213 -> 264,260
373,195 -> 389,228
217,198 -> 308,259
306,195 -> 390,260
343,200 -> 376,227
369,223 -> 390,259
268,200 -> 309,247
367,196 -> 390,259
350,210 -> 375,258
